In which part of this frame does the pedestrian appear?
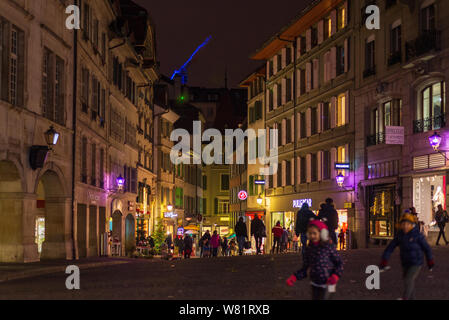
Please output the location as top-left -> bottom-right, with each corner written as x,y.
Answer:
221,236 -> 229,256
229,239 -> 237,256
379,212 -> 434,300
338,229 -> 345,250
292,233 -> 299,252
286,220 -> 343,300
148,235 -> 155,250
410,207 -> 425,234
317,198 -> 339,245
435,204 -> 449,246
251,214 -> 265,254
235,216 -> 248,256
200,230 -> 211,257
281,227 -> 289,253
165,234 -> 173,254
210,230 -> 220,257
295,203 -> 316,258
183,234 -> 193,259
202,239 -> 211,258
271,221 -> 283,254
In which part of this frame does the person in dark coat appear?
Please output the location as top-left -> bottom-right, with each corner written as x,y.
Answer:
183,234 -> 193,259
251,215 -> 265,254
199,230 -> 211,257
148,236 -> 155,249
286,220 -> 343,300
380,213 -> 434,300
295,203 -> 316,257
435,204 -> 449,246
234,217 -> 248,255
317,198 -> 339,245
271,221 -> 283,254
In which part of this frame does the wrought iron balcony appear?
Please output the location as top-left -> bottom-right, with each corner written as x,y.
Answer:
406,30 -> 441,61
413,114 -> 446,133
388,51 -> 402,66
367,133 -> 386,147
363,66 -> 376,78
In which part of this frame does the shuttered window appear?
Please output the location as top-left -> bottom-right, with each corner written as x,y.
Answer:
42,49 -> 65,125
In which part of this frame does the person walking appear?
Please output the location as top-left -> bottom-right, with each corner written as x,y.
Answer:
210,230 -> 220,257
317,198 -> 339,245
281,227 -> 289,253
271,221 -> 283,254
295,203 -> 316,257
379,212 -> 434,300
435,204 -> 449,246
221,236 -> 229,256
183,234 -> 193,259
235,216 -> 248,255
199,230 -> 211,257
286,220 -> 343,300
338,229 -> 345,250
292,233 -> 299,252
251,214 -> 265,254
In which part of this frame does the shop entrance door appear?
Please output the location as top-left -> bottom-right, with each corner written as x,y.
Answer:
35,217 -> 45,255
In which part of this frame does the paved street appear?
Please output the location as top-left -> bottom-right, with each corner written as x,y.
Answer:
1,247 -> 449,300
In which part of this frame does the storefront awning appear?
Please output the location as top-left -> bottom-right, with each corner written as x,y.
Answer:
184,225 -> 200,231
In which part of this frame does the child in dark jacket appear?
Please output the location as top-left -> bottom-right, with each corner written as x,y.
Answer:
380,212 -> 434,300
286,220 -> 343,300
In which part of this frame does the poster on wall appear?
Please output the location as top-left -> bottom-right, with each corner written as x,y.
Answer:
385,126 -> 404,145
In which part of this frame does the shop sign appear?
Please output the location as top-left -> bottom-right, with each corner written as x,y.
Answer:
344,202 -> 354,209
220,216 -> 230,222
385,126 -> 404,145
164,212 -> 178,218
335,163 -> 351,170
255,180 -> 265,185
238,190 -> 248,201
177,227 -> 184,236
292,199 -> 312,208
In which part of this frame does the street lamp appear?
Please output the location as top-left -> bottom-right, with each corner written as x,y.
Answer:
167,204 -> 173,212
44,126 -> 59,148
116,175 -> 125,189
336,173 -> 345,188
429,132 -> 442,151
256,195 -> 263,205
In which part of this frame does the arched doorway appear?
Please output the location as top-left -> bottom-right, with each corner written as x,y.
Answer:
37,170 -> 68,260
125,214 -> 135,255
111,210 -> 122,255
0,160 -> 24,262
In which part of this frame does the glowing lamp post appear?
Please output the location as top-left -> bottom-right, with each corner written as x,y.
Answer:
167,204 -> 173,212
116,175 -> 125,189
336,173 -> 345,188
429,132 -> 442,151
256,196 -> 263,205
44,126 -> 59,149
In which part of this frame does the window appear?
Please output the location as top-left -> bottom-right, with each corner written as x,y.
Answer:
369,100 -> 402,146
217,200 -> 229,214
299,36 -> 306,55
277,122 -> 282,147
175,188 -> 183,207
311,27 -> 318,48
285,47 -> 292,65
364,39 -> 376,77
324,17 -> 331,39
322,102 -> 331,131
111,108 -> 123,142
277,163 -> 282,187
91,143 -> 96,186
255,101 -> 262,120
286,78 -> 292,102
81,67 -> 89,112
385,0 -> 397,9
311,107 -> 317,135
286,118 -> 292,144
337,45 -> 345,76
0,21 -> 24,107
268,89 -> 274,111
337,5 -> 346,30
277,83 -> 282,106
300,157 -> 306,183
421,4 -> 435,33
337,94 -> 346,127
415,82 -> 446,133
286,160 -> 291,185
99,148 -> 104,189
220,174 -> 229,191
82,3 -> 90,39
300,112 -> 306,139
81,137 -> 87,183
389,24 -> 402,65
311,154 -> 318,182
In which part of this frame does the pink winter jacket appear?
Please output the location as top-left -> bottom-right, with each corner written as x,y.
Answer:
210,234 -> 220,248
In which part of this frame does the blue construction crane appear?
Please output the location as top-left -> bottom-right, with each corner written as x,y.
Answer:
170,36 -> 212,85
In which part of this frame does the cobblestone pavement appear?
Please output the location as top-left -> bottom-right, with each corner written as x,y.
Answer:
0,247 -> 448,300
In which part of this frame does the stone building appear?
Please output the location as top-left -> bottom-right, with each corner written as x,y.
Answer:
250,0 -> 355,249
353,0 -> 449,247
0,0 -> 74,262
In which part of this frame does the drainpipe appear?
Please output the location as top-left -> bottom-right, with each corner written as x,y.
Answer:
71,0 -> 79,261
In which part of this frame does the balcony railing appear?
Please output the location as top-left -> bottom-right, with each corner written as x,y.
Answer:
406,30 -> 441,61
413,114 -> 446,133
367,132 -> 386,147
363,66 -> 376,78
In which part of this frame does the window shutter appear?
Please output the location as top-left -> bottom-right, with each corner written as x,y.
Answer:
266,126 -> 270,151
291,159 -> 295,185
296,37 -> 302,57
318,20 -> 324,44
306,62 -> 312,92
330,148 -> 337,178
296,157 -> 301,185
306,108 -> 312,137
1,20 -> 10,102
291,115 -> 295,143
317,103 -> 323,133
282,118 -> 286,145
296,112 -> 301,141
16,29 -> 25,107
344,38 -> 349,73
214,198 -> 218,214
317,151 -> 322,181
344,1 -> 349,26
296,69 -> 301,97
266,60 -> 270,79
282,160 -> 286,187
313,59 -> 319,89
331,10 -> 337,35
281,47 -> 286,69
331,96 -> 337,128
306,29 -> 312,52
273,56 -> 278,75
306,154 -> 312,183
273,169 -> 278,188
56,57 -> 65,125
273,84 -> 278,109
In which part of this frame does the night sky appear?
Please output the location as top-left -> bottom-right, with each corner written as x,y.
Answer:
135,0 -> 313,88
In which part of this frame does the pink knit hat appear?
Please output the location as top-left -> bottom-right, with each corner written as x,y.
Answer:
308,220 -> 329,241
